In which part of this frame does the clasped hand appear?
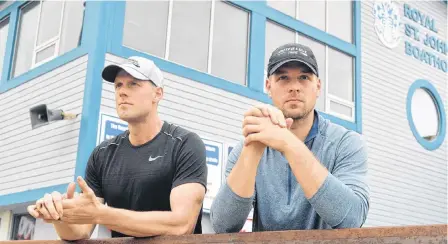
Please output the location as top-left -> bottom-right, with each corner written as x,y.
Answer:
242,104 -> 295,153
27,176 -> 103,225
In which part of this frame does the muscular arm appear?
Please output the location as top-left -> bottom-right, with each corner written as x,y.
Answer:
97,183 -> 205,236
53,198 -> 104,240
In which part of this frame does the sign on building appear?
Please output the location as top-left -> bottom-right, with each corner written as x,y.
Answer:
97,113 -> 128,144
202,139 -> 223,212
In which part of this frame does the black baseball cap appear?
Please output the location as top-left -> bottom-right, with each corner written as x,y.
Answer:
267,43 -> 319,77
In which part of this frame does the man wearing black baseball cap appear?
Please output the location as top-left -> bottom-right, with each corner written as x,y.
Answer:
28,56 -> 208,239
211,43 -> 369,232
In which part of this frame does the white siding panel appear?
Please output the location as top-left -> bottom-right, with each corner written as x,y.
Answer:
101,54 -> 259,144
0,55 -> 88,196
362,1 -> 447,226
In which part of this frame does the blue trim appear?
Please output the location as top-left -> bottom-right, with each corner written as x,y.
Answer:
0,47 -> 87,93
108,1 -> 125,53
247,12 -> 266,92
0,1 -> 24,20
108,1 -> 360,131
0,1 -> 88,93
0,2 -> 21,84
321,112 -> 357,131
231,1 -> 356,56
0,184 -> 68,206
74,1 -> 109,182
0,0 -> 93,206
354,0 -> 362,133
0,4 -> 19,84
111,46 -> 272,104
406,79 -> 446,151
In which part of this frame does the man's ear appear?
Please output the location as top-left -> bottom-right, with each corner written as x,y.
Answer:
266,77 -> 272,97
154,87 -> 164,103
316,77 -> 321,98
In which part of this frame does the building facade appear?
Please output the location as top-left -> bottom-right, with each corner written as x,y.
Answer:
0,0 -> 446,240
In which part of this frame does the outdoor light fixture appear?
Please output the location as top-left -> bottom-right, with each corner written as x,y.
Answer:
29,104 -> 79,129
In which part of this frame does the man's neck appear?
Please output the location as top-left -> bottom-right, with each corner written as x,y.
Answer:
128,114 -> 164,146
289,111 -> 315,142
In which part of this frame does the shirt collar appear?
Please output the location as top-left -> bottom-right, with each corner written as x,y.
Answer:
305,110 -> 319,143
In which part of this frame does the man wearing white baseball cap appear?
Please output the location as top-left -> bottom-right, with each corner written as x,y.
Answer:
27,56 -> 208,239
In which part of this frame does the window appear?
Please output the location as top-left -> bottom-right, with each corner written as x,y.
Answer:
407,80 -> 446,150
267,0 -> 353,43
265,21 -> 295,70
298,1 -> 325,31
123,0 -> 250,85
12,1 -> 84,78
10,214 -> 35,240
0,18 -> 9,79
298,34 -> 326,111
211,1 -> 249,85
267,0 -> 295,18
123,1 -> 169,58
411,89 -> 439,140
327,1 -> 353,43
169,1 -> 211,72
327,47 -> 354,119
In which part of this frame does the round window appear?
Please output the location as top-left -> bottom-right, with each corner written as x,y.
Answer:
407,80 -> 446,150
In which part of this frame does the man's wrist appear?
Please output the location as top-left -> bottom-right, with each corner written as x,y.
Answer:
94,204 -> 108,225
245,141 -> 266,152
283,134 -> 304,158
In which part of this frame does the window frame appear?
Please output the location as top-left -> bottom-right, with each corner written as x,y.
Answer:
0,16 -> 9,79
31,0 -> 66,69
260,0 -> 360,131
121,0 -> 251,86
0,0 -> 361,132
0,1 -> 88,93
109,1 -> 361,132
406,79 -> 446,151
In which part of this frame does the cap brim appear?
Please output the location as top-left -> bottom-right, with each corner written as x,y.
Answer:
269,59 -> 318,77
102,64 -> 149,83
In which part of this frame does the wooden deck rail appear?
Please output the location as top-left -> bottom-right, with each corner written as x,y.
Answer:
2,224 -> 446,244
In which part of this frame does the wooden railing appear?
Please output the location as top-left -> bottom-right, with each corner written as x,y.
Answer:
2,224 -> 446,244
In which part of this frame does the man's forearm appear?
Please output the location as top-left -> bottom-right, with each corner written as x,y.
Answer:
96,206 -> 192,237
226,143 -> 265,198
284,140 -> 328,199
53,222 -> 94,241
284,140 -> 367,228
210,143 -> 264,233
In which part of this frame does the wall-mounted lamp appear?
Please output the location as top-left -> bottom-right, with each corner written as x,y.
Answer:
29,104 -> 79,129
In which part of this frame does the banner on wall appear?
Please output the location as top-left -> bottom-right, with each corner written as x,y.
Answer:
97,113 -> 128,145
202,138 -> 223,213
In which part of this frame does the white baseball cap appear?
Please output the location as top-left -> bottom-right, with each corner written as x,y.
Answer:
102,56 -> 164,87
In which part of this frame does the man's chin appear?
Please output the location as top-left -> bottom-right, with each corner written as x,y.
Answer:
283,110 -> 312,121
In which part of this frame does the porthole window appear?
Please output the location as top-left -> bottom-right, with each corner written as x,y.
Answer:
407,80 -> 446,150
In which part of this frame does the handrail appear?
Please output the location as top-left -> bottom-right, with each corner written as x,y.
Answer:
2,224 -> 446,244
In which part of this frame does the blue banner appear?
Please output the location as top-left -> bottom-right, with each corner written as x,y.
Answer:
205,143 -> 219,166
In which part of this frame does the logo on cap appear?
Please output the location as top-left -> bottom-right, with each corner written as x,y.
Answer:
128,59 -> 140,68
275,46 -> 308,57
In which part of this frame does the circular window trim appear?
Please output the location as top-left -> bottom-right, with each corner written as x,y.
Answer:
406,79 -> 446,151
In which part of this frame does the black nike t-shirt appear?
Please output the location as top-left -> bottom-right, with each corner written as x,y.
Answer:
84,121 -> 207,237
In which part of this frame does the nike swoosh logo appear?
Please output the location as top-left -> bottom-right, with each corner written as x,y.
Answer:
148,156 -> 163,162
